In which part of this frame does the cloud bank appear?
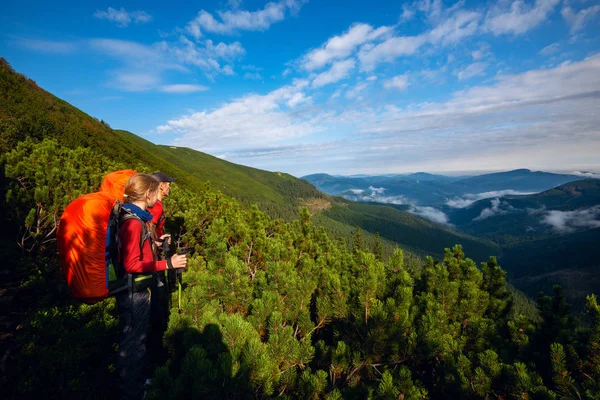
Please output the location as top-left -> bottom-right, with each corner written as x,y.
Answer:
541,205 -> 600,233
186,0 -> 305,38
408,206 -> 450,225
446,190 -> 537,208
473,198 -> 515,221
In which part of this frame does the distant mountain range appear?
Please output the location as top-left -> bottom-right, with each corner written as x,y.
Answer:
302,169 -> 585,207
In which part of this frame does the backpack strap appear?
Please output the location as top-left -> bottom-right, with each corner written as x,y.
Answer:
108,203 -> 155,297
120,212 -> 149,259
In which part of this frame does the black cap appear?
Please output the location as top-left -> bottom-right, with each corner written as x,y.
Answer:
152,172 -> 177,183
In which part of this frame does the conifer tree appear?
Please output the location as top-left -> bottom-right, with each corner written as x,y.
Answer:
583,295 -> 600,398
352,226 -> 363,255
373,232 -> 384,261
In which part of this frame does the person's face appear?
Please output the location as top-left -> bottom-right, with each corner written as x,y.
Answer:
146,189 -> 159,208
161,182 -> 171,197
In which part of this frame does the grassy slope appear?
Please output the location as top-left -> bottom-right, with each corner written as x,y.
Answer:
115,130 -> 324,207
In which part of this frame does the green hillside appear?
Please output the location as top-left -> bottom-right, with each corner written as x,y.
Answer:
114,129 -> 326,219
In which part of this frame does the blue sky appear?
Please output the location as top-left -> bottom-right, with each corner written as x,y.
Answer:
2,0 -> 600,176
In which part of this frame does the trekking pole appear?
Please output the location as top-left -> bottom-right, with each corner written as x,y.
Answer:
176,247 -> 190,312
178,271 -> 182,311
162,238 -> 170,259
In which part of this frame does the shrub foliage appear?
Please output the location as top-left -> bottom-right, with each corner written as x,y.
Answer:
2,139 -> 600,399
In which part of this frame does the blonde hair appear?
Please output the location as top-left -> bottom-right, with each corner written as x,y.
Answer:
123,174 -> 159,203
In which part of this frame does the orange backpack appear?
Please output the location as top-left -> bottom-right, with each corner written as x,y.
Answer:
57,170 -> 138,304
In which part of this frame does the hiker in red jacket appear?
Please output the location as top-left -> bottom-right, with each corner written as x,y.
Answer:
146,171 -> 177,369
148,171 -> 175,241
117,173 -> 187,400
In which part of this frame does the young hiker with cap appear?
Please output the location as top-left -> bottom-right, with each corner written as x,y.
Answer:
148,171 -> 175,241
117,174 -> 187,399
146,171 -> 176,368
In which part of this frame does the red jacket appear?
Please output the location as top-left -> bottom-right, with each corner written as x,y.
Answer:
119,218 -> 167,274
148,200 -> 165,238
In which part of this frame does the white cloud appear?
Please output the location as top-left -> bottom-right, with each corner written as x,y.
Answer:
471,43 -> 492,60
348,189 -> 365,194
456,62 -> 488,80
484,0 -> 560,36
204,39 -> 246,60
383,75 -> 410,91
570,170 -> 600,179
427,11 -> 481,45
446,190 -> 537,208
94,7 -> 152,27
413,0 -> 445,23
90,37 -> 244,90
330,89 -> 342,100
301,23 -> 392,71
156,79 -> 320,150
539,42 -> 560,56
358,54 -> 600,138
287,92 -> 310,107
541,205 -> 600,233
473,198 -> 512,221
409,206 -> 450,225
90,38 -> 164,65
369,186 -> 386,194
157,55 -> 600,175
222,65 -> 235,75
420,67 -> 447,82
342,188 -> 408,205
561,4 -> 600,33
358,35 -> 427,71
160,84 -> 209,93
312,59 -> 355,88
357,9 -> 479,72
400,4 -> 416,22
158,36 -> 245,76
186,0 -> 305,38
228,0 -> 243,8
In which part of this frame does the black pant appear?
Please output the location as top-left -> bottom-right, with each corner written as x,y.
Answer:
147,274 -> 170,366
116,289 -> 151,400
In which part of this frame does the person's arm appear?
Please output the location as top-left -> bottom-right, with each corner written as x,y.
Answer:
120,219 -> 167,273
